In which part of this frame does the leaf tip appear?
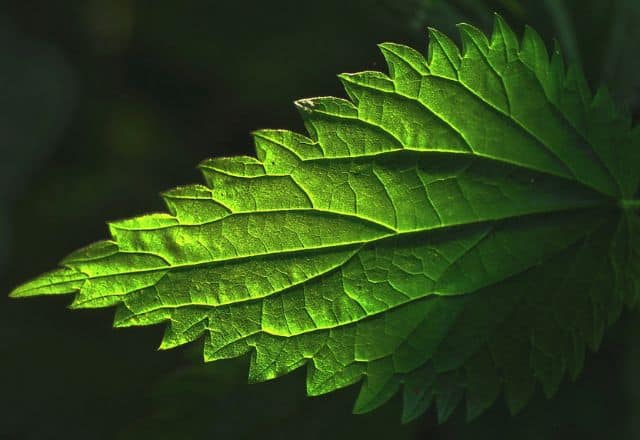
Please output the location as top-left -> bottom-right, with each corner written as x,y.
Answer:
336,72 -> 354,89
9,268 -> 86,299
293,98 -> 317,112
8,285 -> 24,299
376,41 -> 393,52
491,11 -> 510,29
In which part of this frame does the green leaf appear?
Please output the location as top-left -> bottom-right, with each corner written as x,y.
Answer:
10,15 -> 640,422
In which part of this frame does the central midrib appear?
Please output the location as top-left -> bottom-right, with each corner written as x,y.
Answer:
66,199 -> 617,292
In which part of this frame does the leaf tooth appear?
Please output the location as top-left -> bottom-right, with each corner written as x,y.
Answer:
566,333 -> 585,381
252,128 -> 321,161
107,215 -> 180,255
401,365 -> 436,424
295,96 -> 358,119
464,348 -> 501,421
487,311 -> 537,415
550,39 -> 567,84
198,158 -> 261,188
426,27 -> 461,79
199,156 -> 265,178
158,310 -> 210,350
203,332 -> 253,361
529,317 -> 571,399
433,371 -> 465,423
457,23 -> 490,58
69,268 -> 166,310
202,303 -> 262,361
161,184 -> 230,224
503,367 -> 536,415
583,85 -> 636,196
306,331 -> 364,396
352,359 -> 399,414
519,24 -> 550,81
197,142 -> 314,213
338,69 -> 472,153
68,288 -> 115,311
252,129 -> 307,172
60,240 -> 119,266
592,86 -> 616,118
306,362 -> 363,397
248,336 -> 308,383
113,298 -> 169,328
490,13 -> 519,59
338,71 -> 394,106
378,42 -> 429,81
201,166 -> 313,213
565,62 -> 592,108
107,213 -> 179,234
378,42 -> 430,98
200,162 -> 268,189
606,292 -> 625,331
295,95 -> 403,156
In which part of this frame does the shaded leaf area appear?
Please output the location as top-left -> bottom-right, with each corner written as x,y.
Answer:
118,317 -> 633,439
11,15 -> 640,423
117,353 -> 420,440
387,0 -> 640,111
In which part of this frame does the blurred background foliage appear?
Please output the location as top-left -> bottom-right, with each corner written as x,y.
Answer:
1,1 -> 639,438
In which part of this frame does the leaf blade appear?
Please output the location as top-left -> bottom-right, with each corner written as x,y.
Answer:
10,16 -> 640,423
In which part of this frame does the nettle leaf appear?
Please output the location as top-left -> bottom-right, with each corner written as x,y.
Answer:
11,15 -> 640,422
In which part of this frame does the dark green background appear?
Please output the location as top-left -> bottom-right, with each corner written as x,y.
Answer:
2,1 -> 640,438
